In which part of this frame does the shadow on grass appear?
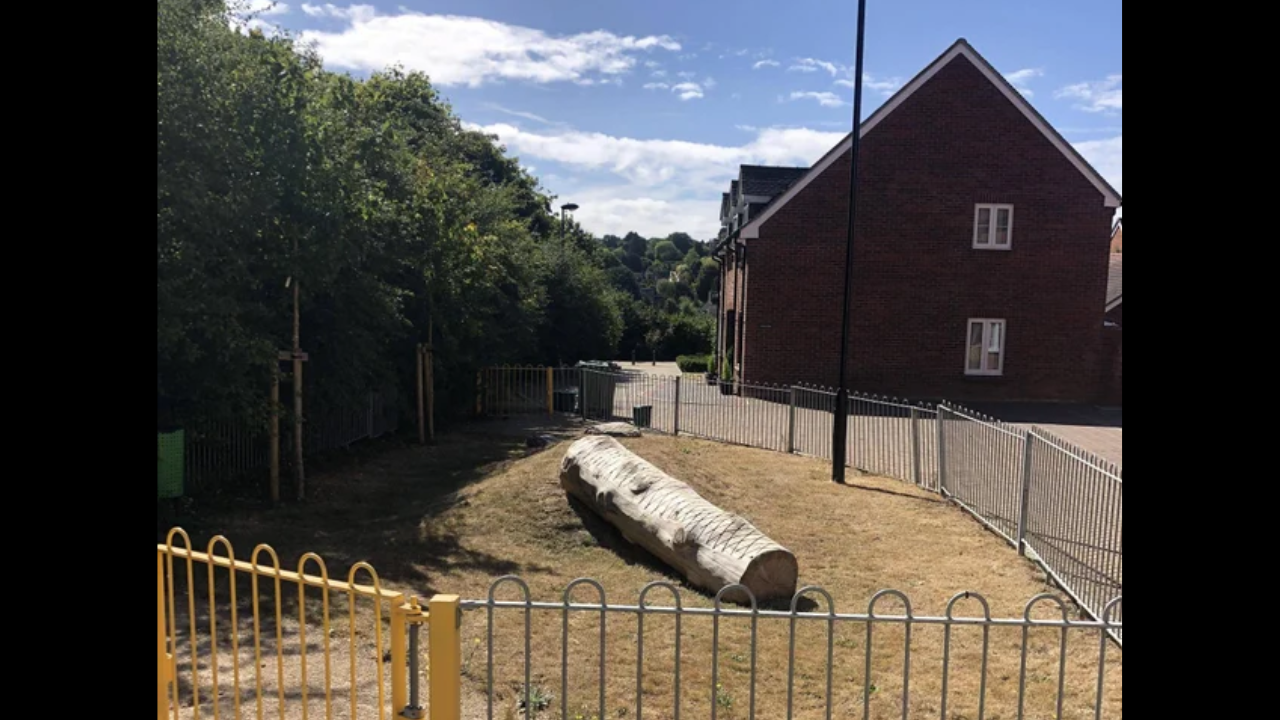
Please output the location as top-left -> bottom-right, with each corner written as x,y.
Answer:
161,430 -> 553,602
564,494 -> 817,612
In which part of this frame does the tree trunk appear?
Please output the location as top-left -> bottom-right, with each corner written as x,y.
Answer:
559,435 -> 798,603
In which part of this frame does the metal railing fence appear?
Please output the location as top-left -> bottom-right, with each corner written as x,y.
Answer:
464,576 -> 1122,720
158,530 -> 1122,720
478,367 -> 1122,639
182,390 -> 399,491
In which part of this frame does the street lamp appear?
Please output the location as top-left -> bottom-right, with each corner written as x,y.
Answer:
560,202 -> 579,244
832,0 -> 868,484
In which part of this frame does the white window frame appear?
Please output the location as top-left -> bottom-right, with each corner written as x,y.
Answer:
973,203 -> 1014,250
965,318 -> 1005,376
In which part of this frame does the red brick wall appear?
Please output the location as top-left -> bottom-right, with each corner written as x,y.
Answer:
1099,325 -> 1122,406
742,56 -> 1114,402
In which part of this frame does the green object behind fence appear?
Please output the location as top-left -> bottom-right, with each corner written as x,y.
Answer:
158,429 -> 185,498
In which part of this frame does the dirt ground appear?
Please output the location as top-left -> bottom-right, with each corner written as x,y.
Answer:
162,429 -> 1121,719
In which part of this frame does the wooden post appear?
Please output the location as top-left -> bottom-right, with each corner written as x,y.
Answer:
278,349 -> 308,501
416,345 -> 426,444
546,366 -> 554,416
291,244 -> 306,502
425,345 -> 435,441
269,372 -> 280,503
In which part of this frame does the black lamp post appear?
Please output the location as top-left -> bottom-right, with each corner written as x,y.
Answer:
560,203 -> 579,244
832,0 -> 868,484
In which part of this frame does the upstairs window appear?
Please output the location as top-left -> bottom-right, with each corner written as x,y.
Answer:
966,319 -> 1005,376
973,204 -> 1013,249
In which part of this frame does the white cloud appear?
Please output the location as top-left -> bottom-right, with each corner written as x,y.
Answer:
672,82 -> 704,100
1072,135 -> 1123,195
296,5 -> 680,87
676,70 -> 697,80
650,69 -> 667,78
246,0 -> 290,15
1004,67 -> 1044,97
788,91 -> 848,108
229,0 -> 291,34
484,104 -> 558,126
790,57 -> 841,76
753,59 -> 780,70
644,60 -> 660,69
1056,74 -> 1122,113
643,80 -> 708,100
833,73 -> 902,96
471,122 -> 846,236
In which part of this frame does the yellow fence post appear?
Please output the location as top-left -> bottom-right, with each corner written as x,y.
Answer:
391,595 -> 409,714
428,595 -> 461,720
157,549 -> 170,720
546,367 -> 554,416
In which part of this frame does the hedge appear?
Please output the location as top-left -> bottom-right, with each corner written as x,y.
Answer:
675,354 -> 712,373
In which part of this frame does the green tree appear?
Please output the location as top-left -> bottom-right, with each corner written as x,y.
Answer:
653,240 -> 682,262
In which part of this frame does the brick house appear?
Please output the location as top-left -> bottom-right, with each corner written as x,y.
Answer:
1109,219 -> 1122,253
1105,254 -> 1122,327
714,39 -> 1122,403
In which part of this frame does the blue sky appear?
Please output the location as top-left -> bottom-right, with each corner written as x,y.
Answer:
239,1 -> 1122,238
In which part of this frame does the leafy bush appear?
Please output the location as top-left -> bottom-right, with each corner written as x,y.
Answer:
676,354 -> 712,373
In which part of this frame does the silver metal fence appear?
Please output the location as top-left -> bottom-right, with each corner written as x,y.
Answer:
848,393 -> 941,490
481,367 -> 1121,639
938,405 -> 1028,544
184,390 -> 399,489
1022,431 -> 1123,641
463,576 -> 1122,720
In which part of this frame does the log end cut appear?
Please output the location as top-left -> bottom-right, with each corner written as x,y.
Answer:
736,549 -> 800,604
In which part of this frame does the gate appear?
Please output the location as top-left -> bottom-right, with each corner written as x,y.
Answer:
156,529 -> 462,720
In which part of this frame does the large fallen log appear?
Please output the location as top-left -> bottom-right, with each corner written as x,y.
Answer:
559,435 -> 798,603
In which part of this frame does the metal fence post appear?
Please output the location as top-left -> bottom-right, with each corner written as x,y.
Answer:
391,596 -> 409,713
936,403 -> 948,496
910,408 -> 921,485
673,375 -> 681,436
580,368 -> 588,420
428,594 -> 462,720
1016,432 -> 1034,556
787,387 -> 797,453
157,549 -> 170,720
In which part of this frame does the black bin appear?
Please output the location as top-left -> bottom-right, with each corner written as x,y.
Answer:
632,405 -> 653,428
554,389 -> 578,413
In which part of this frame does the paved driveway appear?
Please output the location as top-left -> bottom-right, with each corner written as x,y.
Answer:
961,402 -> 1122,467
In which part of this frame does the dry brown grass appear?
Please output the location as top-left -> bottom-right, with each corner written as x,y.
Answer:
165,431 -> 1120,720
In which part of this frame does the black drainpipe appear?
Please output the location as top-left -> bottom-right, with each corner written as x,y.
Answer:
712,253 -> 724,373
733,242 -> 745,379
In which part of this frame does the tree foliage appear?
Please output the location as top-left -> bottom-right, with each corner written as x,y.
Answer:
157,0 -> 622,427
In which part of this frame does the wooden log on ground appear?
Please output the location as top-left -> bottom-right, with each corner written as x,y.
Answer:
559,435 -> 798,603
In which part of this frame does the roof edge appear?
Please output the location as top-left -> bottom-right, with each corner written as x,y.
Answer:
740,39 -> 1122,240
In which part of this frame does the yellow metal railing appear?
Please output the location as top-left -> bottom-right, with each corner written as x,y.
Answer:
157,528 -> 460,720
